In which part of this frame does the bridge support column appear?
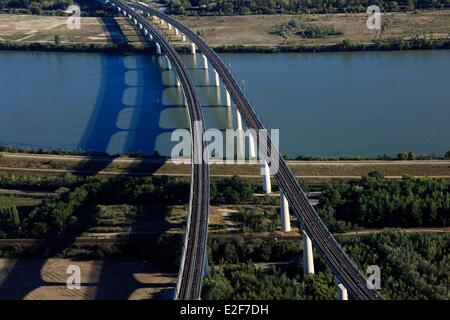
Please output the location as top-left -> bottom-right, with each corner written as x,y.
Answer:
280,190 -> 291,232
190,43 -> 196,55
182,34 -> 187,42
144,28 -> 148,36
303,230 -> 315,275
262,160 -> 272,194
168,23 -> 172,30
165,55 -> 172,70
202,54 -> 208,70
248,133 -> 256,159
336,281 -> 348,300
225,90 -> 231,107
148,33 -> 153,41
236,110 -> 245,159
213,69 -> 220,87
155,42 -> 161,55
175,28 -> 179,36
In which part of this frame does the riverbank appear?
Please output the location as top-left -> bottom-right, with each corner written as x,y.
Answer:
1,152 -> 449,180
1,11 -> 450,53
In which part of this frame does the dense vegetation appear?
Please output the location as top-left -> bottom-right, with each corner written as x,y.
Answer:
0,0 -> 73,14
318,172 -> 450,232
0,174 -> 259,238
203,231 -> 449,299
0,0 -> 111,15
279,19 -> 342,39
165,0 -> 450,15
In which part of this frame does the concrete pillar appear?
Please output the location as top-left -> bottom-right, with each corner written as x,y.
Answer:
262,160 -> 271,194
236,110 -> 243,130
133,19 -> 137,25
139,23 -> 143,30
155,42 -> 161,55
168,23 -> 172,30
236,110 -> 244,160
175,28 -> 179,36
337,282 -> 348,300
148,34 -> 153,41
190,43 -> 196,55
182,35 -> 187,42
225,89 -> 231,107
213,69 -> 220,87
165,55 -> 172,70
144,29 -> 148,36
280,190 -> 291,232
202,54 -> 208,70
303,230 -> 315,275
123,11 -> 127,16
248,133 -> 256,159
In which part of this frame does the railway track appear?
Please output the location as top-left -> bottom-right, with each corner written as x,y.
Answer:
130,2 -> 383,300
106,0 -> 210,300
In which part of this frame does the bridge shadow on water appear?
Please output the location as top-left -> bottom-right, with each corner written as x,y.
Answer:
0,52 -> 189,300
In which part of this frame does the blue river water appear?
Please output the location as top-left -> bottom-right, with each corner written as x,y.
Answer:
0,50 -> 449,157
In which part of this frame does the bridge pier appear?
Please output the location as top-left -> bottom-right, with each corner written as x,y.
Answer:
155,42 -> 161,55
148,33 -> 153,41
168,23 -> 172,30
303,230 -> 315,275
248,133 -> 256,159
225,90 -> 231,107
236,109 -> 245,159
165,55 -> 172,70
280,190 -> 291,232
213,69 -> 220,87
262,160 -> 272,194
335,279 -> 348,300
190,43 -> 196,55
202,54 -> 208,70
182,34 -> 187,42
175,28 -> 179,36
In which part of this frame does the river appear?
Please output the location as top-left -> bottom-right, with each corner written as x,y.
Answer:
0,49 -> 449,158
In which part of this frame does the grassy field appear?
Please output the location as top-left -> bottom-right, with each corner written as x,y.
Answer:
0,14 -> 125,44
1,153 -> 449,179
1,11 -> 449,49
176,10 -> 450,47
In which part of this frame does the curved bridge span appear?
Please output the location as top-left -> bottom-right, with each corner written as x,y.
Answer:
129,2 -> 383,300
105,0 -> 210,300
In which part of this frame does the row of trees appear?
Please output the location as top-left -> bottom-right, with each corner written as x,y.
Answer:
318,172 -> 450,232
0,0 -> 73,14
288,149 -> 450,161
165,0 -> 450,15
